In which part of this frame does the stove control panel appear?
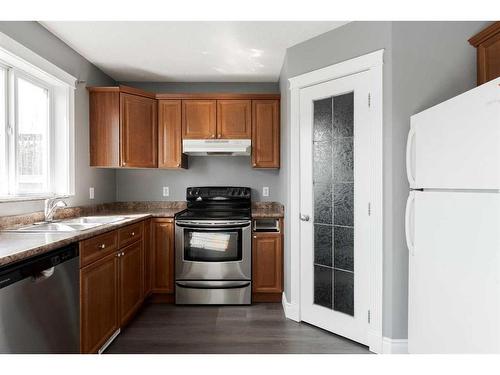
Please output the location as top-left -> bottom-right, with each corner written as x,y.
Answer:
186,186 -> 251,200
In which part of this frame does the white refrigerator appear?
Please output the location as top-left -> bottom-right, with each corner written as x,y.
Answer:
406,77 -> 500,353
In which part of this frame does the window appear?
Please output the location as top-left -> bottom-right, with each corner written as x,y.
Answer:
0,49 -> 74,200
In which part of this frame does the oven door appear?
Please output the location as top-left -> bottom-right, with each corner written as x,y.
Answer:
175,220 -> 252,281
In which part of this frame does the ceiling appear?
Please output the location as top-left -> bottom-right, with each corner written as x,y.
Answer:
40,21 -> 348,82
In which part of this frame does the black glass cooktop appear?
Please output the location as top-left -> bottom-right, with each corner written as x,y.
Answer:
176,186 -> 252,221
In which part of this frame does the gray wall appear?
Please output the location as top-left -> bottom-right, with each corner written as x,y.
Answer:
279,21 -> 489,339
0,21 -> 116,216
280,20 -> 395,336
389,21 -> 490,338
115,81 -> 282,203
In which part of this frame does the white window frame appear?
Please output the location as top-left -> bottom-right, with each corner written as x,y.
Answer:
0,31 -> 76,202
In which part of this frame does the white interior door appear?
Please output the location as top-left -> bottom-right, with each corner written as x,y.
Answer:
407,190 -> 500,353
299,71 -> 371,345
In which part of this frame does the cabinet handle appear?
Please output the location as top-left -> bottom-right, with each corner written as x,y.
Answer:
121,252 -> 125,256
211,134 -> 216,138
97,243 -> 106,249
176,163 -> 180,167
253,235 -> 257,239
130,232 -> 135,237
252,163 -> 257,167
116,253 -> 121,258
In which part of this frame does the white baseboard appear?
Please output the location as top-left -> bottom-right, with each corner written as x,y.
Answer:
367,329 -> 383,354
382,337 -> 408,354
281,293 -> 300,322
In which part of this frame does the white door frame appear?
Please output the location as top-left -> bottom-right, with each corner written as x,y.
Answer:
285,49 -> 384,353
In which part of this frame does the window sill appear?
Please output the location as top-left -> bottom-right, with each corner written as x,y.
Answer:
0,194 -> 71,203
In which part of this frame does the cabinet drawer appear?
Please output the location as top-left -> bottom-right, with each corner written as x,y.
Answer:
80,230 -> 118,267
118,222 -> 143,248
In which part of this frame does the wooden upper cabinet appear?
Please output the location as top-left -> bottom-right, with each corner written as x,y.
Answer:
252,232 -> 283,294
152,219 -> 175,294
88,86 -> 157,168
89,91 -> 120,167
182,100 -> 217,139
252,99 -> 280,168
158,100 -> 187,169
216,100 -> 251,139
469,22 -> 500,85
120,93 -> 158,168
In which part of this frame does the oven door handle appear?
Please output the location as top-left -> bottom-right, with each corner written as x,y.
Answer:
175,220 -> 251,229
176,281 -> 251,289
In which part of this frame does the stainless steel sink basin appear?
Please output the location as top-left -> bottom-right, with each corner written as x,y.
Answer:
62,216 -> 127,225
7,222 -> 103,232
2,215 -> 129,233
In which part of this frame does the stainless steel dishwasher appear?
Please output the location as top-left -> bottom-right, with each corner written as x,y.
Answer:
0,243 -> 79,353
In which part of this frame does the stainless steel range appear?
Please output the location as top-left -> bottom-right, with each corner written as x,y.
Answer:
175,186 -> 252,305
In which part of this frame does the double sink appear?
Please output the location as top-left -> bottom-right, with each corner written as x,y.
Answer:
4,216 -> 130,233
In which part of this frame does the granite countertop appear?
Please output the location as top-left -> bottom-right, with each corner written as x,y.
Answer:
0,201 -> 283,268
0,202 -> 186,268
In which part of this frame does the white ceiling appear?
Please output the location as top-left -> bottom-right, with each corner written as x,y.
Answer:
40,21 -> 348,82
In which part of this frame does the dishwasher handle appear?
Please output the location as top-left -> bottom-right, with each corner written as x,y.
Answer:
0,244 -> 78,290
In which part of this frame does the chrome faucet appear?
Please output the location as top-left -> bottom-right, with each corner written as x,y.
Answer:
44,197 -> 67,222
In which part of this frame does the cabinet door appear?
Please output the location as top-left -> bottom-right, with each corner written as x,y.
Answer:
120,93 -> 157,167
80,252 -> 119,354
252,232 -> 283,293
251,100 -> 280,168
143,219 -> 153,297
89,91 -> 120,167
182,100 -> 216,139
119,240 -> 144,326
152,219 -> 175,293
158,100 -> 187,168
216,100 -> 251,139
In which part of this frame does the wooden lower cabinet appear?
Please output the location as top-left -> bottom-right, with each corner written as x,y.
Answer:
252,230 -> 283,302
80,252 -> 119,354
80,219 -> 150,353
152,218 -> 175,294
119,241 -> 144,326
143,219 -> 153,296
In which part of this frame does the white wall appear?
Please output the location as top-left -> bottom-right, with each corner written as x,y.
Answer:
0,21 -> 117,216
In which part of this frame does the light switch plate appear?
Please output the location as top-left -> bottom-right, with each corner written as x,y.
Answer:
262,186 -> 269,197
89,187 -> 94,200
163,186 -> 170,197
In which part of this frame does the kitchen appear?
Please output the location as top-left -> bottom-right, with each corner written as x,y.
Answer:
0,3 -> 500,372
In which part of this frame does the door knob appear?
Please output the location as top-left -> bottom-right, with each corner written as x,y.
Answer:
300,214 -> 310,222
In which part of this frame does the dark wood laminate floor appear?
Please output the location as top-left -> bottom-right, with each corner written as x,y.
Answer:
105,303 -> 370,354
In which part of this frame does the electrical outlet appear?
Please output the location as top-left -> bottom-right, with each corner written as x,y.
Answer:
262,186 -> 269,197
89,187 -> 94,200
163,186 -> 170,197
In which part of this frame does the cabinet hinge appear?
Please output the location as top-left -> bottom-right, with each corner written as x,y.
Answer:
368,202 -> 371,216
368,309 -> 371,324
368,93 -> 371,108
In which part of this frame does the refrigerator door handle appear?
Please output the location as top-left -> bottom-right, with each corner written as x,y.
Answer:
405,191 -> 416,256
406,126 -> 416,187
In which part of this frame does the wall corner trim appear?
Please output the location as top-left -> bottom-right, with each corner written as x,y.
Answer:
382,337 -> 409,354
281,293 -> 300,322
